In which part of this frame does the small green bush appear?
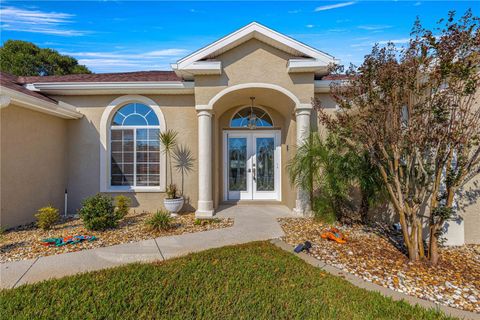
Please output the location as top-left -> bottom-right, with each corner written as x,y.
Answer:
145,210 -> 172,231
114,195 -> 131,219
194,218 -> 221,226
0,226 -> 6,242
79,194 -> 119,231
35,206 -> 60,230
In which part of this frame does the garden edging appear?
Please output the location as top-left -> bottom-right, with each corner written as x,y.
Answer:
270,239 -> 480,320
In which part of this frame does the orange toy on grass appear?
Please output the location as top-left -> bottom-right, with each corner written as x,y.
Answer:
321,227 -> 347,244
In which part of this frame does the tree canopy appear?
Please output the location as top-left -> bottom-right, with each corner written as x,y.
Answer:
0,40 -> 91,76
317,10 -> 480,265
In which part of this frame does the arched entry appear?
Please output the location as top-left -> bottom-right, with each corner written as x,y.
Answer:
223,103 -> 281,201
195,83 -> 311,217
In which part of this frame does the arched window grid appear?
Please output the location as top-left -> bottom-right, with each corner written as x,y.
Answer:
110,103 -> 161,188
230,106 -> 274,128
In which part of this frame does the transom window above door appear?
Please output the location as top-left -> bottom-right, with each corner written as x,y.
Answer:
230,107 -> 273,128
110,103 -> 161,188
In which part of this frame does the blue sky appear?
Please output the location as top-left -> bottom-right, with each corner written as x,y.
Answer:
0,1 -> 476,73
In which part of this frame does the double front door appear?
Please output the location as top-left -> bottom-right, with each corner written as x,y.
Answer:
223,131 -> 281,201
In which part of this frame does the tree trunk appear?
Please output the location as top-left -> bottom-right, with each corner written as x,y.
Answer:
360,193 -> 369,224
428,226 -> 439,265
417,220 -> 425,259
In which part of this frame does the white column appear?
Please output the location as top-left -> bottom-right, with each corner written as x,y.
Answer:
196,109 -> 214,218
293,105 -> 312,216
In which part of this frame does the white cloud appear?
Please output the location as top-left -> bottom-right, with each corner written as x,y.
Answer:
63,49 -> 190,73
288,9 -> 301,14
0,6 -> 89,36
377,38 -> 410,45
357,25 -> 392,31
414,2 -> 421,6
350,38 -> 411,48
305,24 -> 315,28
314,2 -> 356,12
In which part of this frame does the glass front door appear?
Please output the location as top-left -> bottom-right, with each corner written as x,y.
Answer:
224,131 -> 280,201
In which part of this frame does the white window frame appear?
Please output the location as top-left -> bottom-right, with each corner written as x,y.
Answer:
100,95 -> 166,192
229,105 -> 274,128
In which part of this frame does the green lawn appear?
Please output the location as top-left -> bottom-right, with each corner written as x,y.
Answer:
1,242 -> 451,320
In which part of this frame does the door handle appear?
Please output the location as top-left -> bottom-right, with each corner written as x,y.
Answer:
252,168 -> 256,181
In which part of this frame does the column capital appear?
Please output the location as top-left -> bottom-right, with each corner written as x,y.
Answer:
295,103 -> 312,114
195,104 -> 211,111
197,109 -> 213,118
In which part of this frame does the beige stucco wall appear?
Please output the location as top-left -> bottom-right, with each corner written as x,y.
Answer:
52,94 -> 198,215
0,104 -> 67,227
194,38 -> 315,106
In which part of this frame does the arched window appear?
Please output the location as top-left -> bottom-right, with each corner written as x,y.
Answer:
230,107 -> 273,128
110,103 -> 161,187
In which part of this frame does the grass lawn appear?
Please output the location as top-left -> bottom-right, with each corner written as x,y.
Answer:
1,242 -> 452,319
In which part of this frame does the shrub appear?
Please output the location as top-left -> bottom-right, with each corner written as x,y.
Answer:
145,210 -> 172,231
0,226 -> 6,242
194,218 -> 221,226
166,184 -> 179,199
114,195 -> 131,219
35,206 -> 60,230
79,194 -> 119,231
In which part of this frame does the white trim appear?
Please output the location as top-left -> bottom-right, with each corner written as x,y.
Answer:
100,95 -> 167,193
207,82 -> 301,110
288,59 -> 330,73
177,61 -> 222,76
0,86 -> 82,119
174,22 -> 336,72
314,80 -> 346,93
25,81 -> 195,95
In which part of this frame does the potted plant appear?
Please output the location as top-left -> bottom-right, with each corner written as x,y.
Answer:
159,129 -> 184,216
164,184 -> 183,215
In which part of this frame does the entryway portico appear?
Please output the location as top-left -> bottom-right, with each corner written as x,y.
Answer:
170,22 -> 337,217
194,83 -> 313,217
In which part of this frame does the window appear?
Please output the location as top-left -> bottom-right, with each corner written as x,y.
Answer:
110,103 -> 160,187
230,107 -> 273,128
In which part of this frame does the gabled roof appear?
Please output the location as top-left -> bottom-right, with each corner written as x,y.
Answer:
0,72 -> 82,119
1,72 -> 57,103
172,22 -> 338,79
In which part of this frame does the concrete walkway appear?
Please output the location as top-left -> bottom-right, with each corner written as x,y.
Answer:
1,205 -> 294,289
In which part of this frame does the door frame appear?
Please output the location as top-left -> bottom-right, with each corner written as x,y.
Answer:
222,130 -> 281,202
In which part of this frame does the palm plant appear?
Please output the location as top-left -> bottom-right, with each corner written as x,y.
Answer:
159,129 -> 178,187
288,133 -> 352,222
288,132 -> 384,223
173,145 -> 195,196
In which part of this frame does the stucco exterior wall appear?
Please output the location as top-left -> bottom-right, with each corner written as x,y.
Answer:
0,104 -> 67,227
53,94 -> 198,215
194,39 -> 315,106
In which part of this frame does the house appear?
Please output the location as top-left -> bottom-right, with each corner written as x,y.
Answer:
1,22 -> 478,245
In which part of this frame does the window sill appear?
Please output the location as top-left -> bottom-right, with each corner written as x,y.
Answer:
104,186 -> 165,193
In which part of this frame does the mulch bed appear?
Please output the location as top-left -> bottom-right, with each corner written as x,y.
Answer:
279,218 -> 480,313
0,212 -> 233,263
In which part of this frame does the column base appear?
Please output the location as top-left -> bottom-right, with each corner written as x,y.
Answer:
195,209 -> 215,219
195,200 -> 215,219
293,199 -> 312,217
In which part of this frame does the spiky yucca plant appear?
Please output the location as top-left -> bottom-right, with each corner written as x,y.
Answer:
159,129 -> 178,187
